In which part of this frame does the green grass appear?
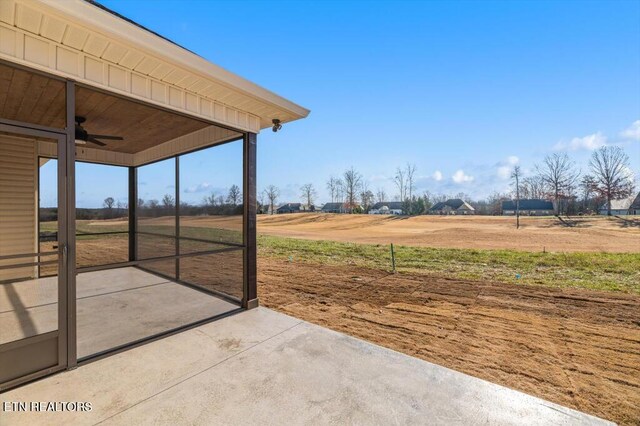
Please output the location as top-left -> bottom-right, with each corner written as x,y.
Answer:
39,220 -> 640,294
258,235 -> 640,294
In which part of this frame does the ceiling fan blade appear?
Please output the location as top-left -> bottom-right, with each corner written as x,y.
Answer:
88,134 -> 123,140
86,136 -> 107,147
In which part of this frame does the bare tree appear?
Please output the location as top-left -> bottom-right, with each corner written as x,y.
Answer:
535,153 -> 580,215
406,163 -> 417,215
520,175 -> 545,199
162,194 -> 175,209
589,146 -> 635,216
376,188 -> 387,203
335,178 -> 345,203
510,165 -> 522,229
226,184 -> 242,206
300,183 -> 317,208
343,167 -> 362,213
257,190 -> 266,213
580,174 -> 597,212
359,181 -> 374,212
263,185 -> 280,215
103,197 -> 115,209
203,191 -> 218,207
103,197 -> 115,219
326,177 -> 339,203
394,167 -> 406,205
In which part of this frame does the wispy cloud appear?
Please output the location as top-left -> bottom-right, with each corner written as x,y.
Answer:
184,182 -> 214,193
620,120 -> 640,141
432,170 -> 443,181
452,169 -> 474,183
554,132 -> 606,151
496,155 -> 519,179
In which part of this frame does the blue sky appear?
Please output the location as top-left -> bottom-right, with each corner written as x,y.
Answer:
43,0 -> 640,207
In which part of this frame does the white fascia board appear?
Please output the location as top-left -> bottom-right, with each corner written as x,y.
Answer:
37,0 -> 310,121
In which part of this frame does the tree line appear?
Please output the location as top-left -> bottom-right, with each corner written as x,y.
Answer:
260,145 -> 636,216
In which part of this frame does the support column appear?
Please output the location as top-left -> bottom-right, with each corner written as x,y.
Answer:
243,132 -> 258,309
175,157 -> 180,279
65,80 -> 77,369
128,167 -> 137,261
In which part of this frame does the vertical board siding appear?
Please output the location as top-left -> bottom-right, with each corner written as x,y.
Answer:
0,135 -> 37,281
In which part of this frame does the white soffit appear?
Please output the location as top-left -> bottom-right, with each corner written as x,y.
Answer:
0,0 -> 309,132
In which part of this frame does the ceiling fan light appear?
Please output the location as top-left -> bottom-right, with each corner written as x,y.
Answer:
74,139 -> 87,145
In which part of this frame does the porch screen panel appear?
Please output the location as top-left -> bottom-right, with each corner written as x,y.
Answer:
179,249 -> 244,301
178,139 -> 243,299
75,162 -> 129,269
136,158 -> 177,278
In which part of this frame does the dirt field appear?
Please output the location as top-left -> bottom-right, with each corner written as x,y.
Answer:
259,257 -> 640,425
257,213 -> 640,253
81,213 -> 640,253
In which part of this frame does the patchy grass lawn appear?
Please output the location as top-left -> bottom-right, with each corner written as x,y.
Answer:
258,235 -> 640,294
40,220 -> 640,293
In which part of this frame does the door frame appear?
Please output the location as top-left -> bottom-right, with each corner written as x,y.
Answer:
0,119 -> 73,391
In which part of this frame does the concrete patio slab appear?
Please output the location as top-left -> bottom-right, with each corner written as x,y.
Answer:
1,307 -> 611,425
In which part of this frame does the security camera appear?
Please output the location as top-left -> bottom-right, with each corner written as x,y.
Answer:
272,119 -> 282,132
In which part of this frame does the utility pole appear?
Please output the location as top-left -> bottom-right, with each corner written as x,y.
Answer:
511,166 -> 521,229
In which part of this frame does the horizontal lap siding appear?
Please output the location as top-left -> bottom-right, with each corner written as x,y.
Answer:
0,135 -> 37,281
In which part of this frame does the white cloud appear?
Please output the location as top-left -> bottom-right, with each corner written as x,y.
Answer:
497,166 -> 511,179
554,132 -> 606,151
620,120 -> 640,141
496,156 -> 519,179
432,170 -> 443,181
184,182 -> 213,193
452,169 -> 474,183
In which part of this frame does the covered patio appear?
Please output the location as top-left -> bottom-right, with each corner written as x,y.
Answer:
0,0 -> 308,390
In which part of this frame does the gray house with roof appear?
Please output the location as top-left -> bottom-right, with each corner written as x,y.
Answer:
321,202 -> 349,213
369,201 -> 405,215
502,199 -> 554,216
429,199 -> 475,215
598,192 -> 640,216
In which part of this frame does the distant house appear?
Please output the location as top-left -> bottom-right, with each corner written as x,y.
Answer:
598,193 -> 640,216
631,193 -> 640,215
369,201 -> 405,215
277,203 -> 302,214
321,202 -> 349,213
276,203 -> 315,214
502,199 -> 554,216
429,199 -> 475,215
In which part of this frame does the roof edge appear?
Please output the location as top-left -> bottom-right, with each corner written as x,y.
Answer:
39,0 -> 310,121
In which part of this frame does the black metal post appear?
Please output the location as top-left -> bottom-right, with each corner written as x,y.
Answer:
243,132 -> 258,309
65,80 -> 77,369
128,167 -> 137,261
175,157 -> 180,279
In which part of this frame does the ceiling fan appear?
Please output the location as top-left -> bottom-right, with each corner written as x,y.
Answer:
75,116 -> 123,147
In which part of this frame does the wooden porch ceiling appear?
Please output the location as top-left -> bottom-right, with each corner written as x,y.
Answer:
1,63 -> 222,154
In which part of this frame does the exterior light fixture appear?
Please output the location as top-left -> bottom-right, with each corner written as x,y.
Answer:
272,119 -> 282,132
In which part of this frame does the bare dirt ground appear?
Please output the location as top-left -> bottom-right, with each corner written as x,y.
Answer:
257,213 -> 640,253
259,258 -> 640,425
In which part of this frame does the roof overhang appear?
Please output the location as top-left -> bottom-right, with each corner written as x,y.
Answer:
0,0 -> 309,133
